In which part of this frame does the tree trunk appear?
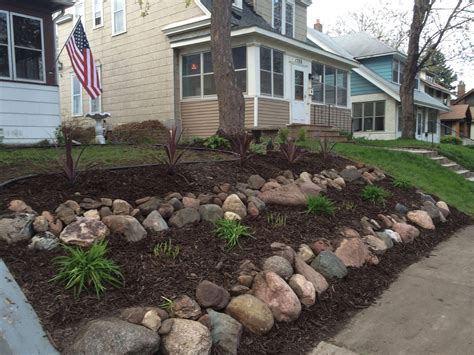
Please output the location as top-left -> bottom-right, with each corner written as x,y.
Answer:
210,0 -> 245,136
400,0 -> 428,139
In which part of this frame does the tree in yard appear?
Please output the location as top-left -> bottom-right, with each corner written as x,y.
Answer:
400,0 -> 473,139
424,49 -> 458,89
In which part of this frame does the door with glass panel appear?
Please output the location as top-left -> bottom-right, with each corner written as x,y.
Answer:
291,65 -> 309,124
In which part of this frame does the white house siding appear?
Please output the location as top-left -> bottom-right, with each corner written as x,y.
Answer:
352,93 -> 398,140
0,82 -> 60,144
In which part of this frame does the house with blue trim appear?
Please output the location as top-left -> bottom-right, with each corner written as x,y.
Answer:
308,30 -> 449,142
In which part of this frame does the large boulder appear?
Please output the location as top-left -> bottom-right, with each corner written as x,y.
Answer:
407,210 -> 435,230
289,274 -> 316,306
339,168 -> 363,183
66,317 -> 160,355
0,213 -> 35,244
102,215 -> 147,242
335,238 -> 371,268
161,319 -> 212,355
208,309 -> 243,355
199,205 -> 224,223
310,251 -> 348,279
142,211 -> 168,234
225,294 -> 274,335
261,255 -> 294,280
222,195 -> 247,219
169,208 -> 201,228
59,218 -> 109,247
257,183 -> 307,206
294,256 -> 328,295
391,221 -> 420,243
196,280 -> 230,310
252,271 -> 302,322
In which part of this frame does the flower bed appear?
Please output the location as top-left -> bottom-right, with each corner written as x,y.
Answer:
0,152 -> 470,354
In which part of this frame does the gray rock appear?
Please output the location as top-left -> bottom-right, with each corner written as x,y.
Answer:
199,204 -> 224,223
142,210 -> 169,234
28,231 -> 59,251
137,197 -> 162,215
225,294 -> 274,335
376,231 -> 395,249
80,198 -> 102,210
198,194 -> 215,205
222,194 -> 247,219
208,309 -> 243,355
294,256 -> 328,295
158,318 -> 174,335
262,255 -> 294,279
169,208 -> 201,228
66,317 -> 160,355
99,206 -> 113,219
173,295 -> 202,320
310,251 -> 348,279
0,213 -> 35,244
247,196 -> 266,212
422,201 -> 441,222
102,215 -> 147,242
168,197 -> 183,211
420,193 -> 437,205
395,203 -> 409,215
196,280 -> 230,310
112,199 -> 133,215
59,217 -> 110,247
158,203 -> 174,219
55,204 -> 77,225
32,216 -> 49,233
339,168 -> 363,183
248,175 -> 266,190
161,319 -> 212,355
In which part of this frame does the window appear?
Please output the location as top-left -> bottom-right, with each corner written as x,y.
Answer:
93,0 -> 103,28
427,109 -> 437,134
272,0 -> 295,37
89,65 -> 102,112
392,59 -> 406,84
181,47 -> 247,98
311,62 -> 348,107
0,11 -> 11,79
73,1 -> 84,26
352,101 -> 385,132
112,0 -> 126,35
294,70 -> 304,101
260,46 -> 284,97
232,0 -> 243,9
71,73 -> 83,116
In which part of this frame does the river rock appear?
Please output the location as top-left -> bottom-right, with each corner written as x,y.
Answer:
143,211 -> 169,234
196,280 -> 230,310
222,195 -> 247,218
262,255 -> 294,280
391,222 -> 420,243
363,235 -> 388,254
173,295 -> 201,320
310,239 -> 332,254
224,212 -> 241,221
169,208 -> 201,228
407,210 -> 435,230
422,201 -> 441,222
80,198 -> 102,210
225,295 -> 274,335
436,201 -> 450,217
8,200 -> 34,214
199,205 -> 224,223
67,317 -> 160,355
159,318 -> 174,335
289,274 -> 316,306
32,216 -> 49,233
168,197 -> 183,211
335,238 -> 371,268
55,204 -> 77,225
252,271 -> 301,322
161,319 -> 212,355
261,181 -> 281,192
294,256 -> 328,295
142,309 -> 162,332
158,203 -> 174,219
395,203 -> 409,215
257,183 -> 307,206
183,197 -> 201,210
208,309 -> 243,355
102,215 -> 147,242
138,197 -> 162,215
297,244 -> 315,263
112,199 -> 132,215
310,251 -> 347,279
27,231 -> 59,251
248,175 -> 266,190
59,217 -> 109,247
339,168 -> 363,183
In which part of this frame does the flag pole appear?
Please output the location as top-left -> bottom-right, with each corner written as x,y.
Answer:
55,16 -> 82,64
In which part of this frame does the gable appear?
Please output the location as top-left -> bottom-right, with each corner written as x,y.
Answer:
351,72 -> 383,96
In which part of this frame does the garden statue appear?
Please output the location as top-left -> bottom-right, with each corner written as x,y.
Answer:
86,112 -> 110,144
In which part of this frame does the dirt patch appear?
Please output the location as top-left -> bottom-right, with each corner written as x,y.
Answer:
0,152 -> 471,354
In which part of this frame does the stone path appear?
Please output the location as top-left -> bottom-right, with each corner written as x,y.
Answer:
391,148 -> 474,182
310,225 -> 474,355
0,259 -> 58,355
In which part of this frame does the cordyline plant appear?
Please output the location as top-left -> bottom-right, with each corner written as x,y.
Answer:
163,126 -> 185,174
318,136 -> 336,160
229,132 -> 253,166
56,126 -> 87,184
280,138 -> 304,164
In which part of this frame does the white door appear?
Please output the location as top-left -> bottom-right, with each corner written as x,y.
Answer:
416,109 -> 426,141
291,65 -> 309,124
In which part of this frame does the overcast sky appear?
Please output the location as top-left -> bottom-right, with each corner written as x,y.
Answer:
307,0 -> 474,90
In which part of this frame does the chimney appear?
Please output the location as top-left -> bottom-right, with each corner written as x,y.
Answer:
457,81 -> 466,97
314,19 -> 323,32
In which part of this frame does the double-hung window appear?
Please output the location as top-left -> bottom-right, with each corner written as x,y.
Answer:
0,11 -> 45,82
112,0 -> 126,35
260,46 -> 284,97
73,1 -> 84,26
352,101 -> 385,132
311,62 -> 348,107
272,0 -> 295,37
71,73 -> 83,116
392,59 -> 405,84
182,47 -> 247,98
93,0 -> 103,28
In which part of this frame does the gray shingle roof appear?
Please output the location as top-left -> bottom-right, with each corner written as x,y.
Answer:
332,32 -> 405,59
307,27 -> 354,60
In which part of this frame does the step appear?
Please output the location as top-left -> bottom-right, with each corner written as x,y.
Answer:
467,176 -> 474,182
441,162 -> 460,170
456,170 -> 471,177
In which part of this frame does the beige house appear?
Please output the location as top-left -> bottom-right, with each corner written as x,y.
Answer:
56,0 -> 358,138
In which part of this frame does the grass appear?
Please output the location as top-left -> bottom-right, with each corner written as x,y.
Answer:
393,177 -> 412,189
153,239 -> 180,259
214,219 -> 254,249
306,196 -> 336,216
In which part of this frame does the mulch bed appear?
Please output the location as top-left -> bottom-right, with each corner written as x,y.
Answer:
0,152 -> 471,354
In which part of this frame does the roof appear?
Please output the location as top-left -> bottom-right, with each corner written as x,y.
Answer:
422,79 -> 452,95
452,88 -> 474,105
439,104 -> 470,121
356,64 -> 449,111
306,27 -> 354,60
332,32 -> 406,60
14,0 -> 74,12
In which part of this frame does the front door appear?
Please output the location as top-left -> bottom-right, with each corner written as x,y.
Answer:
416,109 -> 426,140
291,65 -> 309,124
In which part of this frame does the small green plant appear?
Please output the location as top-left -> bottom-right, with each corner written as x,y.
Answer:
276,128 -> 289,144
306,196 -> 336,216
362,185 -> 390,206
296,128 -> 307,143
153,239 -> 180,259
51,241 -> 123,298
266,212 -> 287,227
440,135 -> 462,145
160,296 -> 175,312
214,219 -> 253,249
204,135 -> 231,149
340,200 -> 356,211
393,177 -> 412,189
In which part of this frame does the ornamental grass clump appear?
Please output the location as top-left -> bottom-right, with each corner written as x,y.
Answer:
362,185 -> 390,206
153,239 -> 180,259
393,177 -> 412,190
214,219 -> 254,249
51,241 -> 123,298
306,195 -> 336,216
56,125 -> 87,184
280,138 -> 305,164
266,212 -> 287,227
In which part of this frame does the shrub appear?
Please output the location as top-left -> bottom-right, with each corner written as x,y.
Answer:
266,212 -> 287,227
108,120 -> 168,144
153,239 -> 180,259
276,128 -> 289,144
163,126 -> 185,174
296,128 -> 307,143
280,138 -> 305,164
229,132 -> 253,166
440,135 -> 462,145
57,126 -> 87,184
393,177 -> 412,189
362,185 -> 390,206
204,135 -> 231,150
306,196 -> 336,216
214,219 -> 253,249
51,241 -> 123,298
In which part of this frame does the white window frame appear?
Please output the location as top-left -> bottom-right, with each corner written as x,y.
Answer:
89,65 -> 102,113
272,0 -> 295,38
73,0 -> 85,28
352,101 -> 385,132
71,73 -> 83,117
284,0 -> 295,38
0,10 -> 12,80
260,46 -> 284,98
111,0 -> 127,36
232,0 -> 243,9
311,62 -> 349,108
92,0 -> 104,29
9,12 -> 46,84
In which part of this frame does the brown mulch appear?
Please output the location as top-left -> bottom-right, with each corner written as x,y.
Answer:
0,152 -> 471,354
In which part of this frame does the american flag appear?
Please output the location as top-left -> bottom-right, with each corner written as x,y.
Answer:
66,20 -> 102,99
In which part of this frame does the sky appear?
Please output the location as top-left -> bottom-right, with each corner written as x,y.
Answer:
307,0 -> 474,90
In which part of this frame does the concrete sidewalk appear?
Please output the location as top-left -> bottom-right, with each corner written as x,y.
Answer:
316,225 -> 474,355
